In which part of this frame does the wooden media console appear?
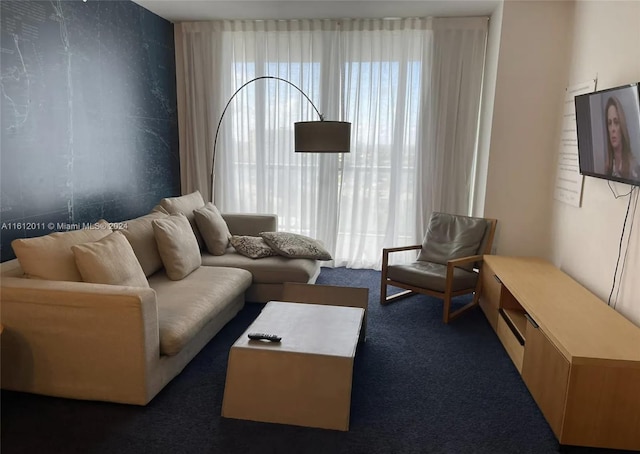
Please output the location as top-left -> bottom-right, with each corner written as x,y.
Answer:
479,256 -> 640,451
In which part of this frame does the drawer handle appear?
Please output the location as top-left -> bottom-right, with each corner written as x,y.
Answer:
493,274 -> 502,284
524,313 -> 539,329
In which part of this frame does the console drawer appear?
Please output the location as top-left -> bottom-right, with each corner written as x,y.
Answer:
497,313 -> 524,372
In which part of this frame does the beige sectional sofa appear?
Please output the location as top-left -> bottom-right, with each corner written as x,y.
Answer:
0,192 -> 321,405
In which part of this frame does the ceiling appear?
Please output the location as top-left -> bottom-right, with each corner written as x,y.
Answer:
132,0 -> 501,22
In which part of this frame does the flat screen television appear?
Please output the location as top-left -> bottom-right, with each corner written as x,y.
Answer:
575,82 -> 640,186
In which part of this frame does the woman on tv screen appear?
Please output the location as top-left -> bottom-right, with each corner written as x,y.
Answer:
605,96 -> 640,180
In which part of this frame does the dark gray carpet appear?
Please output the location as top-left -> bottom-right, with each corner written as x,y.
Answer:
0,268 -> 624,454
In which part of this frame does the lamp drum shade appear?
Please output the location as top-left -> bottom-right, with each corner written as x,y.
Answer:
294,121 -> 351,153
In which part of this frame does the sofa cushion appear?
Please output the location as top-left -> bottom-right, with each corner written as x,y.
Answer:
230,235 -> 277,259
119,211 -> 169,277
222,213 -> 277,236
11,221 -> 112,282
152,214 -> 202,280
260,232 -> 332,260
194,203 -> 231,256
71,231 -> 149,287
148,266 -> 252,356
159,191 -> 206,249
201,250 -> 319,284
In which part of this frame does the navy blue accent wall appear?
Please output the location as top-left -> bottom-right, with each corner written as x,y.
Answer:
0,0 -> 180,262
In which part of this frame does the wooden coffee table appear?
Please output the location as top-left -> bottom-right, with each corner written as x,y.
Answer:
221,301 -> 364,431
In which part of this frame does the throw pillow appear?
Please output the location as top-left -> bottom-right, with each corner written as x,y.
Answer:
230,235 -> 277,259
259,232 -> 332,260
150,204 -> 169,215
159,191 -> 206,249
119,211 -> 169,277
11,220 -> 112,282
152,214 -> 202,280
194,202 -> 231,256
71,231 -> 149,287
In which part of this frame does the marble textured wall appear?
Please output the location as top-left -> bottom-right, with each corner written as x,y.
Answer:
0,0 -> 180,262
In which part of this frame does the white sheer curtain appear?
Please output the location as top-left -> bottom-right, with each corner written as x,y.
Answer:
417,18 -> 489,235
175,17 -> 487,269
174,22 -> 224,198
215,20 -> 342,253
337,18 -> 429,268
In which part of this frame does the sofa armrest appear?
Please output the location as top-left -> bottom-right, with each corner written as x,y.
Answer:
0,277 -> 159,405
222,213 -> 278,236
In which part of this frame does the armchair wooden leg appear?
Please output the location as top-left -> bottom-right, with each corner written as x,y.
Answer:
472,271 -> 484,306
384,289 -> 415,304
381,279 -> 416,305
447,277 -> 483,322
380,279 -> 388,305
442,293 -> 452,323
448,300 -> 478,322
380,254 -> 389,305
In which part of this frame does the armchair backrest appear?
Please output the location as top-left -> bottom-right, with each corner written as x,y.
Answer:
417,212 -> 497,269
476,217 -> 498,256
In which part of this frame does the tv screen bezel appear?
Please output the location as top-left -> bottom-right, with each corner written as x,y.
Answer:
575,82 -> 640,187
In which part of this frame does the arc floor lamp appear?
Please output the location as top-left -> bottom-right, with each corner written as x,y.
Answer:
210,76 -> 351,192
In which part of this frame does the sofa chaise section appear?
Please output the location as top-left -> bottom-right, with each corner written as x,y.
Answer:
204,213 -> 321,302
202,253 -> 320,302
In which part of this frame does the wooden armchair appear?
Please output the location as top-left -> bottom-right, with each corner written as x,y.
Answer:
380,212 -> 497,323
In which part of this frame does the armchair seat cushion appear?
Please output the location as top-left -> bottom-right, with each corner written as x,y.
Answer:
387,262 -> 478,293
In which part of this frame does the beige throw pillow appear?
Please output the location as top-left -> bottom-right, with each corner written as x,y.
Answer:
159,191 -> 206,249
150,204 -> 169,215
71,231 -> 149,287
11,220 -> 112,281
194,203 -> 231,256
119,211 -> 169,277
260,232 -> 332,260
152,214 -> 202,280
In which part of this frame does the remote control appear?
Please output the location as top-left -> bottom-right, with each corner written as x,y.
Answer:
248,332 -> 282,342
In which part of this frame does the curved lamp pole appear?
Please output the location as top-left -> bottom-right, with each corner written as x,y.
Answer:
210,75 -> 351,198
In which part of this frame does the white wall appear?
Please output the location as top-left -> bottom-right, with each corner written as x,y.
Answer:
481,0 -> 640,326
483,0 -> 574,259
550,1 -> 640,326
473,2 -> 503,218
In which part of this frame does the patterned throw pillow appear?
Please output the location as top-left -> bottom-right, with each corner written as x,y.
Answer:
230,235 -> 277,259
259,232 -> 332,260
